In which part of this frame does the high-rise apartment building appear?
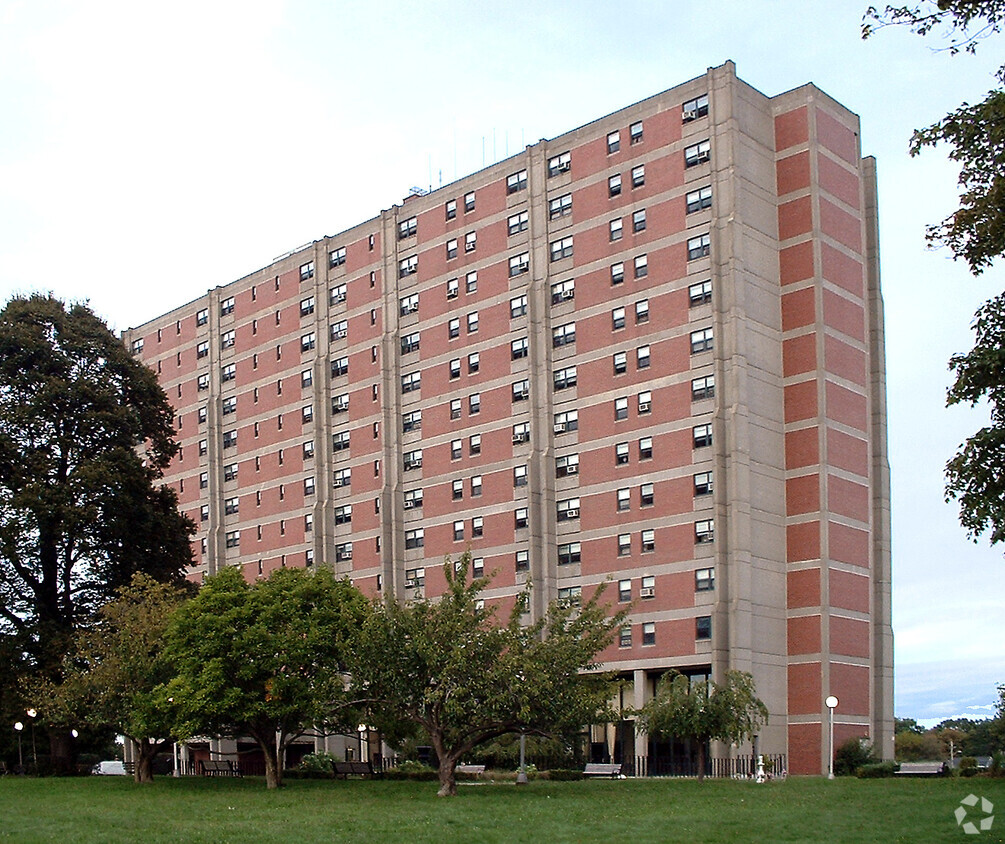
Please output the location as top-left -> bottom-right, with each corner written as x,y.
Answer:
124,62 -> 892,775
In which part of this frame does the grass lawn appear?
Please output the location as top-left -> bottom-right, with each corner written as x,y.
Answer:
0,775 -> 1003,843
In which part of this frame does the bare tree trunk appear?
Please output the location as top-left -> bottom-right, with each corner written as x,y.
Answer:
48,726 -> 74,775
437,754 -> 460,797
259,738 -> 281,789
134,739 -> 156,784
696,739 -> 707,783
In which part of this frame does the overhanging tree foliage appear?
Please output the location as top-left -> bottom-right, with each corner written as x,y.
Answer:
36,573 -> 191,782
349,554 -> 625,797
0,294 -> 193,769
158,566 -> 367,789
635,670 -> 767,782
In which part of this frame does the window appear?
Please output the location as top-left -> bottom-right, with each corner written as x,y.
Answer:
222,396 -> 237,415
451,478 -> 465,501
401,371 -> 421,393
398,216 -> 417,239
557,497 -> 580,521
469,393 -> 481,414
450,359 -> 461,381
613,351 -> 628,374
470,475 -> 483,497
558,541 -> 581,565
401,332 -> 420,354
508,210 -> 529,235
197,308 -> 209,326
612,307 -> 626,330
200,504 -> 209,522
553,366 -> 577,390
614,397 -> 629,421
302,440 -> 314,460
512,379 -> 530,402
510,295 -> 528,318
471,516 -> 483,537
683,94 -> 709,121
403,449 -> 423,470
199,406 -> 208,423
399,255 -> 418,278
547,151 -> 571,176
691,328 -> 714,354
467,311 -> 479,333
694,472 -> 713,497
197,341 -> 209,359
301,332 -> 316,352
631,164 -> 645,188
609,218 -> 623,241
327,284 -> 347,308
554,409 -> 578,433
225,530 -> 240,549
465,231 -> 477,253
445,239 -> 457,262
472,557 -> 484,577
333,431 -> 350,451
299,297 -> 315,318
634,254 -> 648,278
464,191 -> 475,212
453,520 -> 465,541
451,439 -> 462,460
685,139 -> 711,167
509,252 -> 530,276
689,280 -> 713,306
329,247 -> 346,267
632,209 -> 647,232
692,375 -> 715,400
696,616 -> 712,641
299,261 -> 314,281
695,519 -> 715,543
331,356 -> 349,378
336,542 -> 353,561
630,120 -> 643,144
220,297 -> 234,316
636,345 -> 651,369
619,627 -> 632,648
607,130 -> 620,154
507,169 -> 527,193
618,536 -> 631,558
515,548 -> 529,570
611,262 -> 625,285
405,527 -> 425,550
402,410 -> 422,433
688,234 -> 711,260
553,322 -> 576,347
608,174 -> 622,197
558,585 -> 581,606
556,453 -> 579,477
696,567 -> 715,592
551,279 -> 575,303
469,434 -> 481,455
512,422 -> 530,444
639,436 -> 653,460
550,236 -> 574,261
640,482 -> 654,506
199,439 -> 208,456
643,622 -> 656,646
617,488 -> 631,511
404,488 -> 422,509
331,393 -> 349,415
693,424 -> 713,448
549,193 -> 572,219
301,476 -> 315,497
513,464 -> 528,487
448,318 -> 460,339
301,369 -> 313,388
638,391 -> 652,414
635,300 -> 650,325
641,530 -> 656,553
510,505 -> 529,531
686,186 -> 713,213
616,442 -> 630,465
223,496 -> 239,516
221,363 -> 235,382
445,199 -> 457,220
199,471 -> 209,489
400,293 -> 419,316
618,578 -> 632,600
223,430 -> 237,448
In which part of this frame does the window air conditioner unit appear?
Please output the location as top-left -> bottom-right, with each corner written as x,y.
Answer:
333,478 -> 345,487
639,402 -> 651,413
517,264 -> 529,274
640,587 -> 655,598
465,243 -> 476,252
566,464 -> 578,474
333,294 -> 346,304
513,432 -> 528,444
337,551 -> 352,560
405,579 -> 418,588
560,289 -> 574,300
403,499 -> 414,509
558,161 -> 571,172
406,303 -> 418,313
554,422 -> 566,433
697,150 -> 710,162
566,508 -> 579,518
447,290 -> 458,299
682,109 -> 697,121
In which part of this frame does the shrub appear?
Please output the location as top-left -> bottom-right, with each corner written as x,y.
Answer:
546,768 -> 584,781
856,762 -> 899,778
989,751 -> 1005,778
833,737 -> 877,777
298,752 -> 338,777
959,756 -> 979,777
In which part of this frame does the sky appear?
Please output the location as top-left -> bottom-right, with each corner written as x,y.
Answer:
1,0 -> 1002,729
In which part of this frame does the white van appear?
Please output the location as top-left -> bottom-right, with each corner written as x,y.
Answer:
92,760 -> 127,775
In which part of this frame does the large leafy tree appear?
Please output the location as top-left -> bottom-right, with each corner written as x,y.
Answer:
864,4 -> 1005,543
36,573 -> 191,782
0,294 -> 193,769
158,566 -> 367,789
349,554 -> 625,797
635,670 -> 767,782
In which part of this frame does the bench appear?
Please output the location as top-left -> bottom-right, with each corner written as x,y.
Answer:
199,759 -> 241,777
584,763 -> 624,778
331,760 -> 380,779
455,764 -> 486,776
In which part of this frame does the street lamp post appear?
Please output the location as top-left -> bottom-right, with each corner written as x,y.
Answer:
825,695 -> 839,780
13,722 -> 23,772
516,731 -> 528,786
26,709 -> 37,766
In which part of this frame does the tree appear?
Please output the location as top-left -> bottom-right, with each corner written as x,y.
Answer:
635,670 -> 768,782
0,294 -> 194,770
349,554 -> 624,797
158,566 -> 367,789
36,573 -> 191,782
